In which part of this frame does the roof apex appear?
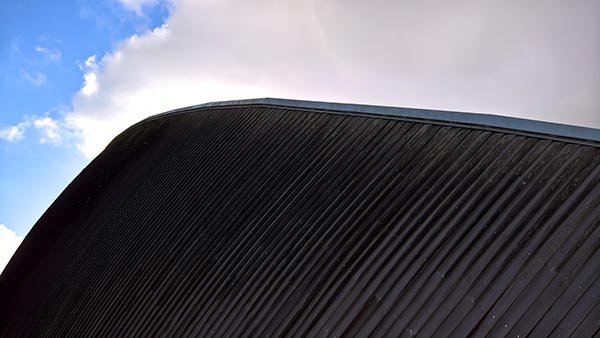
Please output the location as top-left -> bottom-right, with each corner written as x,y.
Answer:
144,98 -> 600,144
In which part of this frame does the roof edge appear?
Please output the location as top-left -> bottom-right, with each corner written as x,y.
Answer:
142,98 -> 600,144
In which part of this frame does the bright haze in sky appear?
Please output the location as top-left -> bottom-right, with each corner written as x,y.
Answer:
1,0 -> 599,272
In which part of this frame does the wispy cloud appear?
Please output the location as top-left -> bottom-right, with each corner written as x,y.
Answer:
0,224 -> 23,274
116,0 -> 161,15
0,108 -> 76,145
0,123 -> 27,142
10,41 -> 20,53
32,117 -> 64,145
38,35 -> 62,44
35,46 -> 61,61
19,69 -> 46,86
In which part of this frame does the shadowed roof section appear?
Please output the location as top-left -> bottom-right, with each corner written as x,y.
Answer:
1,98 -> 599,337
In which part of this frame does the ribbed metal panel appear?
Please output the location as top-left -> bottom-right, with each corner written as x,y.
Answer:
1,103 -> 599,337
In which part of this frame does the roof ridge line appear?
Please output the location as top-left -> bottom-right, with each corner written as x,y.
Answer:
139,98 -> 600,144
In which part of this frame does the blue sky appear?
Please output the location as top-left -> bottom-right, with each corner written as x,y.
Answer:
1,0 -> 599,272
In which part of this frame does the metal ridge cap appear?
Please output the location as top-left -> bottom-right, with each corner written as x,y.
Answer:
141,97 -> 600,143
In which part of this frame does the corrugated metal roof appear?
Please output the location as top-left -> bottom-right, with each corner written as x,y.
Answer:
1,100 -> 599,337
147,98 -> 600,144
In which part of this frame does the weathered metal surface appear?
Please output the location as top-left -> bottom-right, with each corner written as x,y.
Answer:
1,102 -> 599,337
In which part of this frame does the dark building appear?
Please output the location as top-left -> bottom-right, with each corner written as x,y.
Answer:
1,98 -> 599,337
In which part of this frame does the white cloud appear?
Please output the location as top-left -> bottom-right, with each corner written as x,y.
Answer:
35,46 -> 61,61
0,110 -> 74,145
0,224 -> 23,274
78,55 -> 100,96
0,123 -> 27,142
19,69 -> 46,86
32,117 -> 64,144
65,0 -> 599,159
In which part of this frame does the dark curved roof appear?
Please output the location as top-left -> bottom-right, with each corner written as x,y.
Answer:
149,98 -> 600,144
1,99 -> 599,337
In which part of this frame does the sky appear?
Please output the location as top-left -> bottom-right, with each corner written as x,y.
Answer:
0,0 -> 599,273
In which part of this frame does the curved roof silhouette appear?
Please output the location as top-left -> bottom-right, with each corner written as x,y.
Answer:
1,99 -> 599,337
